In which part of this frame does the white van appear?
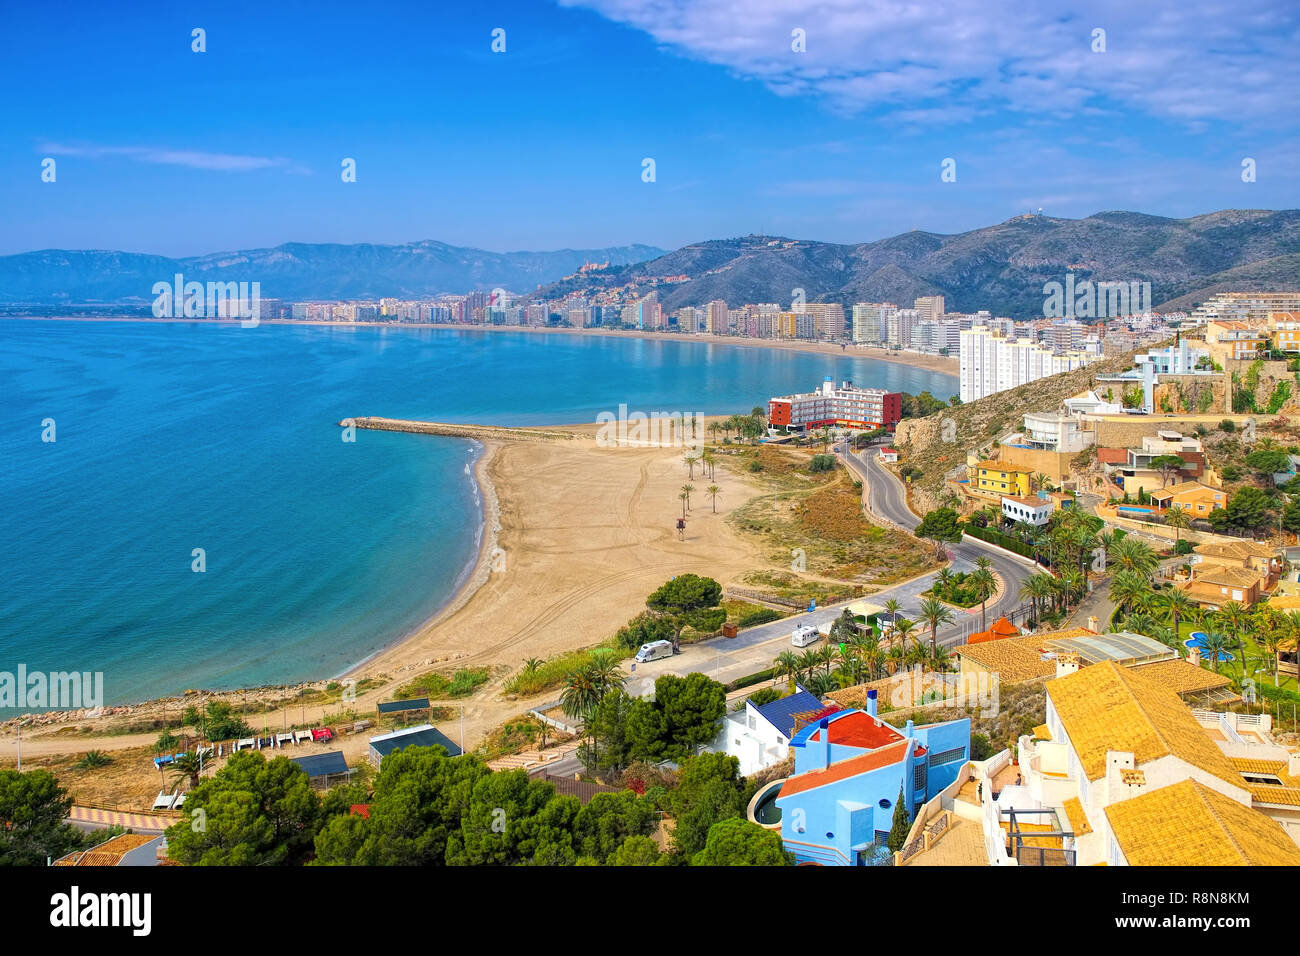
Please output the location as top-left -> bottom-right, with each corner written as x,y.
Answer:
635,640 -> 674,663
791,624 -> 820,648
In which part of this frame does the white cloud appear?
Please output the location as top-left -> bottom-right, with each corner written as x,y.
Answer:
562,0 -> 1299,126
39,143 -> 311,174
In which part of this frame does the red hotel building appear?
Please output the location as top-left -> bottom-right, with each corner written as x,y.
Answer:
768,377 -> 903,431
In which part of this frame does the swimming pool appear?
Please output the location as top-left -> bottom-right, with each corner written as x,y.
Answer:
748,780 -> 784,827
1118,505 -> 1157,514
1186,631 -> 1235,661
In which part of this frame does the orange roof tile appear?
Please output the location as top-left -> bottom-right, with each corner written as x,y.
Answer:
780,740 -> 911,798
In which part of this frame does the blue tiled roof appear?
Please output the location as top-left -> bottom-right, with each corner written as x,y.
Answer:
369,726 -> 462,759
377,697 -> 430,714
753,689 -> 825,738
289,751 -> 349,778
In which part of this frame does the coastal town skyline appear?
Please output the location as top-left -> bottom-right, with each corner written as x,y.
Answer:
8,0 -> 1300,905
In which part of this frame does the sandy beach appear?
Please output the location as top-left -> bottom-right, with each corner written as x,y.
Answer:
0,417 -> 775,763
348,420 -> 766,679
10,315 -> 959,376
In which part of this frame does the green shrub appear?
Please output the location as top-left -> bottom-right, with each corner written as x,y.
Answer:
737,607 -> 783,627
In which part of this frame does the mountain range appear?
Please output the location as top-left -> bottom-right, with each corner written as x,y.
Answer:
0,241 -> 667,304
3,209 -> 1298,317
539,209 -> 1300,318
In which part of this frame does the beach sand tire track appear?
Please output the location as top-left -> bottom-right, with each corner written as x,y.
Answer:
458,559 -> 689,666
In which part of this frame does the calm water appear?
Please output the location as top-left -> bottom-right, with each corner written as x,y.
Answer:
0,320 -> 955,707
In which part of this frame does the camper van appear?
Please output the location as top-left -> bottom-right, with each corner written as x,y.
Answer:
791,624 -> 820,648
634,640 -> 675,663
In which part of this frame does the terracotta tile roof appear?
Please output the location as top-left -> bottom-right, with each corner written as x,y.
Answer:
1120,769 -> 1147,786
1046,661 -> 1242,787
1194,567 -> 1264,588
958,628 -> 1098,683
1032,723 -> 1052,740
1105,779 -> 1300,866
1196,540 -> 1277,560
1153,481 -> 1219,499
1096,448 -> 1129,465
808,711 -> 904,750
779,740 -> 911,798
54,833 -> 158,867
1265,595 -> 1300,610
1130,658 -> 1233,696
1230,757 -> 1288,776
1062,796 -> 1093,836
1248,784 -> 1300,808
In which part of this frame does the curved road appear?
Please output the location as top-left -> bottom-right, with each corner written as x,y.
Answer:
837,443 -> 1038,648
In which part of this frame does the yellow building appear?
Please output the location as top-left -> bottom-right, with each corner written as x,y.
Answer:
1269,311 -> 1300,352
1205,320 -> 1266,362
969,459 -> 1032,498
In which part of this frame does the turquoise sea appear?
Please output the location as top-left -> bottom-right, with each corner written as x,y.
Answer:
0,320 -> 956,708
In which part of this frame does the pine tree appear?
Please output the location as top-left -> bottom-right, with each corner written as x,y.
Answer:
887,784 -> 912,852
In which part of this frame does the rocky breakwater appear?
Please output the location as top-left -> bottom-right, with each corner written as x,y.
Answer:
340,417 -> 578,443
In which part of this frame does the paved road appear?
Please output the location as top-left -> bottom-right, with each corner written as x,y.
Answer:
839,445 -> 1038,641
624,445 -> 1042,691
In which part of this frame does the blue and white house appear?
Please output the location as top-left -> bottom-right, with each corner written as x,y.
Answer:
714,687 -> 827,777
774,691 -> 971,865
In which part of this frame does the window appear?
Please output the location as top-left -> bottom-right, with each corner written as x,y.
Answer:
928,747 -> 965,767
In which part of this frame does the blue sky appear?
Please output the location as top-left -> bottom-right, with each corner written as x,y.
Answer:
2,0 -> 1297,256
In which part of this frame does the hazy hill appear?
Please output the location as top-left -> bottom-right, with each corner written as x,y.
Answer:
0,241 -> 666,304
539,209 -> 1300,319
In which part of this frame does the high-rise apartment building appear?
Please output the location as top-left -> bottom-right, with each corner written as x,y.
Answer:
914,295 -> 945,323
959,327 -> 1099,402
706,299 -> 728,334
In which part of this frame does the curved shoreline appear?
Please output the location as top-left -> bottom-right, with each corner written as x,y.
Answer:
339,438 -> 502,682
9,315 -> 959,378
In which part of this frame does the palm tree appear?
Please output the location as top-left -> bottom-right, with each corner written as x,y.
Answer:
1164,505 -> 1190,547
935,567 -> 954,590
1257,628 -> 1284,687
678,491 -> 689,518
701,449 -> 716,480
683,455 -> 697,479
917,597 -> 956,654
585,654 -> 624,699
893,617 -> 918,651
1019,572 -> 1055,626
1214,601 -> 1254,676
1110,536 -> 1159,578
816,644 -> 837,677
1032,472 -> 1051,493
1109,570 -> 1151,617
522,657 -> 542,674
169,752 -> 204,791
1199,631 -> 1233,673
926,643 -> 953,673
560,667 -> 602,723
970,558 -> 996,631
797,649 -> 822,685
774,651 -> 801,691
1158,588 -> 1194,643
681,483 -> 695,510
707,484 -> 721,513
